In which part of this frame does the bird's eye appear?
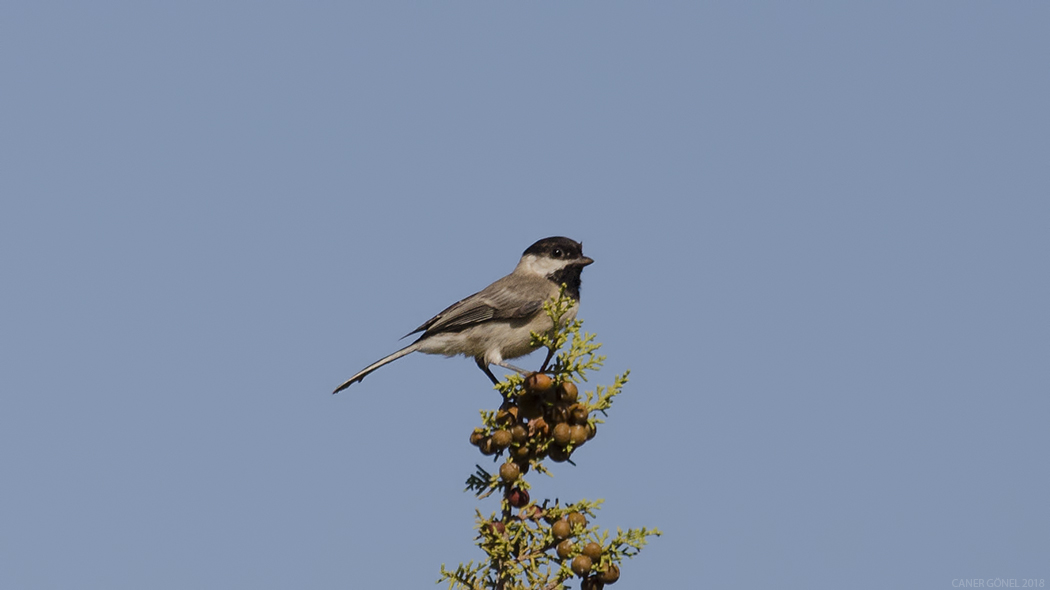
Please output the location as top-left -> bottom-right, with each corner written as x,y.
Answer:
552,248 -> 563,258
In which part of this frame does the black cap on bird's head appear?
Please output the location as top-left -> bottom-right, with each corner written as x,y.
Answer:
522,236 -> 594,267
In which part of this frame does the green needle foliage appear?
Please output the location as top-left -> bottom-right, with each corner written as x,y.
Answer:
439,289 -> 660,590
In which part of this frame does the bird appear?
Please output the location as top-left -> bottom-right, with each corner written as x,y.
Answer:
333,236 -> 594,393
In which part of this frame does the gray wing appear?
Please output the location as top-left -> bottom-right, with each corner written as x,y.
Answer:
406,274 -> 547,338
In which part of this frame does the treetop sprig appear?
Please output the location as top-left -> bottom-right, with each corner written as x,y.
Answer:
442,289 -> 659,590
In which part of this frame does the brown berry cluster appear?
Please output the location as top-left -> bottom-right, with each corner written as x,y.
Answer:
469,372 -> 597,468
480,503 -> 622,588
548,509 -> 621,587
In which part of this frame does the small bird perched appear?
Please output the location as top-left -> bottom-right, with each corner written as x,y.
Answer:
333,237 -> 594,393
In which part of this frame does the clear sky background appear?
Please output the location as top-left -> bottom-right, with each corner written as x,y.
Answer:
2,3 -> 1047,589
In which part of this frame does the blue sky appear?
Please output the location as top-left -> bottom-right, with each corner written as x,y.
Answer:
2,3 -> 1047,589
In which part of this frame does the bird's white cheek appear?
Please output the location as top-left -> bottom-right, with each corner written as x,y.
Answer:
516,254 -> 568,278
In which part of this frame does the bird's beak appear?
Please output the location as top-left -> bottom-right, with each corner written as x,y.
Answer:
578,256 -> 594,267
